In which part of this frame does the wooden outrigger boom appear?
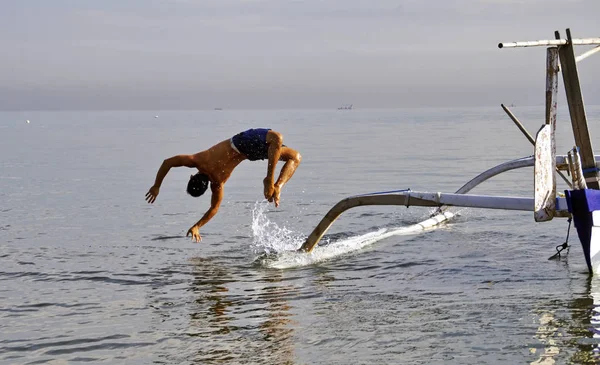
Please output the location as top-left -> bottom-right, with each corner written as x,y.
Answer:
498,38 -> 600,48
299,191 -> 572,253
300,29 -> 600,274
299,154 -> 595,253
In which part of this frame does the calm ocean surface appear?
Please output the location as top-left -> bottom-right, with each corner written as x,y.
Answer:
2,106 -> 600,364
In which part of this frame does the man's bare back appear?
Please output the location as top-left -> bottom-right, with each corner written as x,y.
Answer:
145,129 -> 301,242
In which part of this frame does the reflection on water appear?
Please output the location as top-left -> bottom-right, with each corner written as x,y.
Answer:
592,276 -> 600,360
531,309 -> 561,365
531,276 -> 600,364
185,256 -> 297,364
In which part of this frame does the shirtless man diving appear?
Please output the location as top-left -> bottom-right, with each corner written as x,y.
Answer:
145,128 -> 301,242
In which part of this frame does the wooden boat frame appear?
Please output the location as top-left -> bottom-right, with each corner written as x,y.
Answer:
300,29 -> 600,274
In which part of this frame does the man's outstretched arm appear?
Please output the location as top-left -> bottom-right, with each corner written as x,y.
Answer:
146,155 -> 195,203
187,183 -> 223,242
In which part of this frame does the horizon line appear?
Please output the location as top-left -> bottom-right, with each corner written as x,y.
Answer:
0,104 -> 566,113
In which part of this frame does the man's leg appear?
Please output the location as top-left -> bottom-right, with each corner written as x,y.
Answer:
264,131 -> 283,200
271,146 -> 302,207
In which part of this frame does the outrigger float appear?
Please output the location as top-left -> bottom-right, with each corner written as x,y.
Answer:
300,29 -> 600,274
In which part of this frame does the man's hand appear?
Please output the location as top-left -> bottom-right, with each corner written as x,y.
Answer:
187,225 -> 202,242
145,186 -> 160,204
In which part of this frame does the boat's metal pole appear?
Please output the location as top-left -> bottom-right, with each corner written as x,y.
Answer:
498,38 -> 600,49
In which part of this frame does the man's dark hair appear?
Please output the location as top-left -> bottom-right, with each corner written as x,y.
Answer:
187,173 -> 209,197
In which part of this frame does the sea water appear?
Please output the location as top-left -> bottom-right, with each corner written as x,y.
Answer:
2,106 -> 600,364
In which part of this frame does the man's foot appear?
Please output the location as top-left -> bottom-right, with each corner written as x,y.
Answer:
272,184 -> 281,207
263,177 -> 274,200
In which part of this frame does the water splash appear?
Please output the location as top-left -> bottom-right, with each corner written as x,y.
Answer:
250,201 -> 304,254
251,201 -> 455,269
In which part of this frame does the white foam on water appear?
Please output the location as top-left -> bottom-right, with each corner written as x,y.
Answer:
250,201 -> 455,269
250,201 -> 306,254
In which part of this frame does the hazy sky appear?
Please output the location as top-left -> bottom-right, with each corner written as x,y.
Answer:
2,0 -> 599,110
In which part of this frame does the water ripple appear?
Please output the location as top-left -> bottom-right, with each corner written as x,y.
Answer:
43,341 -> 155,356
1,334 -> 130,353
4,108 -> 600,364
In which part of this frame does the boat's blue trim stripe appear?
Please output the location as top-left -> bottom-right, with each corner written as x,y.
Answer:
565,189 -> 600,213
582,167 -> 600,174
564,189 -> 599,273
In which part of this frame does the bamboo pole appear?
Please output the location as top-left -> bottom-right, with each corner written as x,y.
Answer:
501,104 -> 535,144
534,124 -> 555,221
545,47 -> 559,127
544,47 -> 558,210
568,147 -> 587,190
576,45 -> 600,63
501,104 -> 572,188
557,45 -> 600,71
557,29 -> 599,189
299,192 -> 539,252
498,38 -> 600,49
